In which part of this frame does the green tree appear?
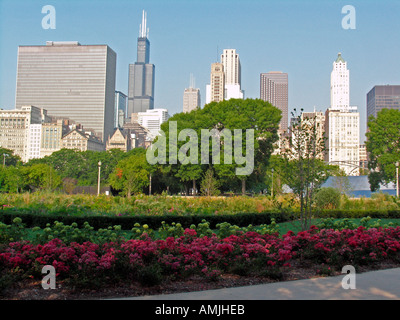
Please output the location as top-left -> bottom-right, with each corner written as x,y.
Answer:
366,109 -> 400,191
200,168 -> 221,196
313,187 -> 341,210
282,109 -> 327,231
154,98 -> 281,194
109,149 -> 153,198
25,163 -> 62,191
0,166 -> 27,193
0,148 -> 22,167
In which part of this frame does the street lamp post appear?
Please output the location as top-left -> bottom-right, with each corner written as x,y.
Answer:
149,174 -> 152,196
271,168 -> 274,198
97,161 -> 102,196
396,162 -> 399,198
3,154 -> 9,167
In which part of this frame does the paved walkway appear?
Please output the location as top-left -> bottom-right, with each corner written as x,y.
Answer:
118,268 -> 400,300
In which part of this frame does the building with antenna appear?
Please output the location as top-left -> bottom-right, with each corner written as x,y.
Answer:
127,10 -> 155,118
183,74 -> 201,113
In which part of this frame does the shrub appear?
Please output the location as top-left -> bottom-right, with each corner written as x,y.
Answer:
313,187 -> 341,210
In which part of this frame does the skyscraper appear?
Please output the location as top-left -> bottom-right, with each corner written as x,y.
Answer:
127,10 -> 155,117
206,63 -> 225,103
325,53 -> 360,176
330,53 -> 350,111
260,71 -> 288,131
15,41 -> 116,142
115,91 -> 127,128
366,85 -> 400,122
221,49 -> 244,100
183,74 -> 201,113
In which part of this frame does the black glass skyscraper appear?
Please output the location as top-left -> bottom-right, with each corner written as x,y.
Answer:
127,11 -> 155,118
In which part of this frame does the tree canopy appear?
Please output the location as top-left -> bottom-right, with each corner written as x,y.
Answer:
366,109 -> 400,191
149,98 -> 282,194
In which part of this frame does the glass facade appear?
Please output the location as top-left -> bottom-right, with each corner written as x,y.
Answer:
15,42 -> 116,142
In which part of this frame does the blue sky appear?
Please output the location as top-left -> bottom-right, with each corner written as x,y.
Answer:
1,0 -> 400,143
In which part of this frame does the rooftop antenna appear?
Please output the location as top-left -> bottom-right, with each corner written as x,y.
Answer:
139,10 -> 148,38
189,73 -> 196,89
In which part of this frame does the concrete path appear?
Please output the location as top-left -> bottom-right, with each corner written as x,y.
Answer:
118,268 -> 400,300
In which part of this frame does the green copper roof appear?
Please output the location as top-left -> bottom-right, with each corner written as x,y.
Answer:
335,52 -> 345,63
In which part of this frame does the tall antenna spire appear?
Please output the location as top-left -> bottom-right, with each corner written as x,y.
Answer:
139,10 -> 148,38
189,73 -> 195,88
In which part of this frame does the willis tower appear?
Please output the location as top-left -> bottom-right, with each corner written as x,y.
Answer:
127,10 -> 155,118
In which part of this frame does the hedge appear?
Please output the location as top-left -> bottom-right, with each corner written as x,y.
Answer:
2,207 -> 400,230
0,210 -> 295,230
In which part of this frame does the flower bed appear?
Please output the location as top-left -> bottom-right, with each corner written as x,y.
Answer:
1,225 -> 400,291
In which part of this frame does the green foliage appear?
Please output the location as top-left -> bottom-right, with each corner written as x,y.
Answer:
109,149 -> 153,197
0,148 -> 22,167
316,216 -> 399,231
366,109 -> 400,191
25,163 -> 62,191
27,148 -> 129,189
157,221 -> 185,239
281,109 -> 331,230
0,217 -> 26,243
31,221 -> 125,245
200,168 -> 221,196
313,187 -> 341,209
157,98 -> 281,194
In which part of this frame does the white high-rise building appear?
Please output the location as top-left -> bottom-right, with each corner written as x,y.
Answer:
221,49 -> 244,100
27,124 -> 42,161
325,53 -> 360,176
206,49 -> 244,104
330,53 -> 350,112
137,108 -> 170,140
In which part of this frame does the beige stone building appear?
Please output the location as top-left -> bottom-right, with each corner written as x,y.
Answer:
206,63 -> 225,103
106,128 -> 130,152
183,87 -> 201,113
61,129 -> 104,152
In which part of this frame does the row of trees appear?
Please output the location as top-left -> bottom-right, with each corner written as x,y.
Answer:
0,100 -> 341,201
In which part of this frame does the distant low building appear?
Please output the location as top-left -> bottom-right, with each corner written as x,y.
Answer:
106,128 -> 130,152
122,120 -> 151,149
137,108 -> 169,141
0,105 -> 50,162
41,119 -> 71,157
61,129 -> 104,152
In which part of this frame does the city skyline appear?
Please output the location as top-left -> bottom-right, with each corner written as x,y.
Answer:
1,0 -> 400,143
